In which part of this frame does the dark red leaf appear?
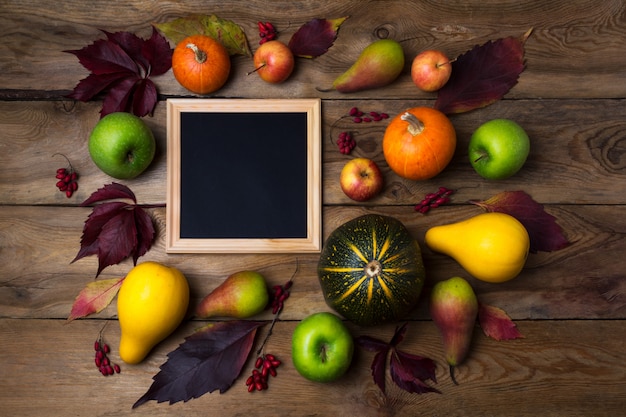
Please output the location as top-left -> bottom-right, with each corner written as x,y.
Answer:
64,72 -> 130,102
471,190 -> 570,253
65,38 -> 138,75
395,350 -> 438,384
390,352 -> 441,394
65,29 -> 172,117
81,183 -> 137,206
478,302 -> 524,341
100,76 -> 140,118
389,322 -> 408,347
142,27 -> 176,76
434,29 -> 532,114
371,349 -> 389,393
133,321 -> 264,408
132,206 -> 155,264
95,209 -> 138,276
71,201 -> 128,263
355,335 -> 389,352
288,17 -> 348,58
73,183 -> 156,276
131,78 -> 157,117
356,323 -> 438,394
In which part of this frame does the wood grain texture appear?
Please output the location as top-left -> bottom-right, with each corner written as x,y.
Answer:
1,98 -> 626,206
1,0 -> 626,98
0,319 -> 624,417
1,0 -> 625,415
1,204 -> 624,321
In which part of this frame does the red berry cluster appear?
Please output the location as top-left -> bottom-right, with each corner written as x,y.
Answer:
337,131 -> 356,155
415,187 -> 455,214
257,21 -> 277,44
94,339 -> 120,376
246,354 -> 282,392
270,280 -> 292,314
53,154 -> 78,198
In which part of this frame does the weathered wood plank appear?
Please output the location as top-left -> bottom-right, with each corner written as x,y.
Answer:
1,1 -> 625,99
1,98 -> 625,207
1,204 -> 624,320
0,318 -> 623,417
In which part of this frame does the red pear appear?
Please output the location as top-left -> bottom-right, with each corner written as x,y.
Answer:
429,276 -> 478,384
196,271 -> 269,319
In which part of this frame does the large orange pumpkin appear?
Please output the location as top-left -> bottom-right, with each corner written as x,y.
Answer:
171,35 -> 231,95
382,107 -> 456,180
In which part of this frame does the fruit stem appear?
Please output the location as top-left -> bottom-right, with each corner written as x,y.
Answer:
247,63 -> 266,75
186,43 -> 207,64
449,364 -> 459,385
52,153 -> 74,173
436,57 -> 457,69
401,112 -> 425,136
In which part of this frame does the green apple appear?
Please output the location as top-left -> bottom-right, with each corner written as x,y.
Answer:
468,119 -> 530,180
291,312 -> 354,382
88,112 -> 156,179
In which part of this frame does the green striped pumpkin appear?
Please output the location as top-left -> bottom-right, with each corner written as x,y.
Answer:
317,214 -> 425,326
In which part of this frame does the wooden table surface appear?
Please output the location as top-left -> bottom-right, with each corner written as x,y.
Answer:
1,1 -> 625,416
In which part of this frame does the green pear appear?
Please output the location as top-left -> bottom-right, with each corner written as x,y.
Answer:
429,276 -> 478,385
332,39 -> 405,93
195,271 -> 269,319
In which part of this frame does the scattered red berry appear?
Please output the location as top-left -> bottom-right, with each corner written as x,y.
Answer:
415,187 -> 455,214
257,21 -> 277,45
53,153 -> 78,198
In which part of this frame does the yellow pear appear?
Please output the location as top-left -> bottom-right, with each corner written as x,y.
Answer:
425,212 -> 529,283
117,261 -> 189,364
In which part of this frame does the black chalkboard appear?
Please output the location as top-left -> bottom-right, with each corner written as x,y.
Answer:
166,99 -> 322,253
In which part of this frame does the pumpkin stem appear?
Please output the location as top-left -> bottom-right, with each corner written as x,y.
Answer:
401,112 -> 425,136
364,260 -> 382,278
186,43 -> 207,64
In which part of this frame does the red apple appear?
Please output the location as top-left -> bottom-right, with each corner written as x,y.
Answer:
410,50 -> 452,92
250,40 -> 295,83
340,157 -> 384,202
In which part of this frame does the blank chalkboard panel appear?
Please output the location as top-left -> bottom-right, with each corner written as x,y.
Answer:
166,99 -> 321,253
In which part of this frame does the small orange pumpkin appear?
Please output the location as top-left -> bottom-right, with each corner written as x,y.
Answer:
382,107 -> 456,180
171,35 -> 231,94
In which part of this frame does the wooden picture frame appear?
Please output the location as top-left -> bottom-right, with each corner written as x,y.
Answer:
166,98 -> 322,253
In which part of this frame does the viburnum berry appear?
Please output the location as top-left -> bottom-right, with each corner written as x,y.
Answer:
246,264 -> 297,393
53,153 -> 78,198
337,131 -> 356,155
415,186 -> 455,214
257,21 -> 277,44
93,337 -> 120,376
245,354 -> 282,392
332,107 -> 390,154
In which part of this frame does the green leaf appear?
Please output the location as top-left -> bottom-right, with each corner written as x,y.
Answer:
154,14 -> 251,56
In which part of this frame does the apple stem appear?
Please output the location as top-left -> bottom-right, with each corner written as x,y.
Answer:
436,57 -> 457,68
247,63 -> 266,76
401,112 -> 425,136
473,153 -> 487,163
186,43 -> 207,64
